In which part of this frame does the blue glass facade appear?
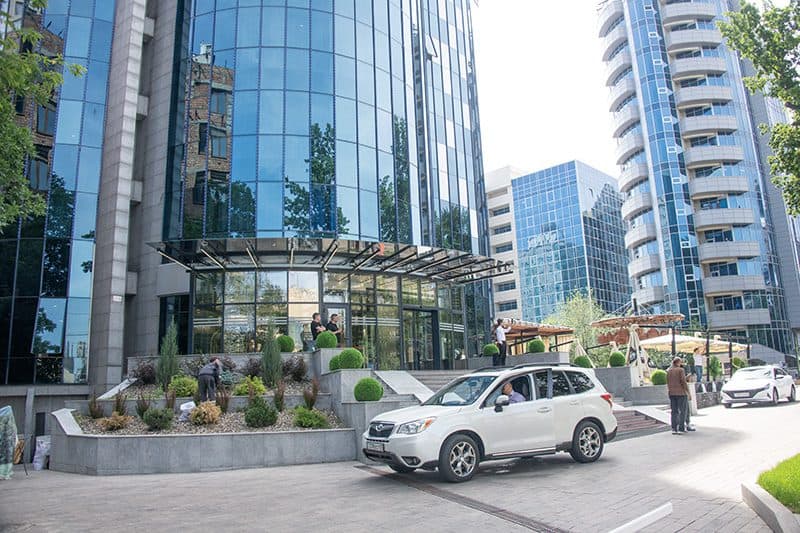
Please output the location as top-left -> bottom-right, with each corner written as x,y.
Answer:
162,0 -> 492,366
512,161 -> 631,322
0,1 -> 115,384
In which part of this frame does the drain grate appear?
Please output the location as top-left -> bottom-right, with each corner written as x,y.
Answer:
355,465 -> 569,533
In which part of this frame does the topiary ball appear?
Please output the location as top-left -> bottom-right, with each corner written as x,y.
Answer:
609,351 -> 626,367
527,339 -> 545,353
483,343 -> 499,356
277,334 -> 295,353
574,355 -> 592,368
338,348 -> 365,369
354,378 -> 384,401
328,355 -> 341,371
316,331 -> 338,348
143,407 -> 173,431
651,369 -> 667,386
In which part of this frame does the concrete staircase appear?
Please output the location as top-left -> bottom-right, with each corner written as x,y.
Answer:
408,370 -> 465,393
613,409 -> 669,439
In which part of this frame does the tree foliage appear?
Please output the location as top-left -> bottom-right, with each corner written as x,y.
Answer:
156,322 -> 181,391
0,1 -> 83,230
543,291 -> 607,356
718,1 -> 800,213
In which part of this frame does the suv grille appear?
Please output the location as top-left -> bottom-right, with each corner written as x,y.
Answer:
369,422 -> 394,438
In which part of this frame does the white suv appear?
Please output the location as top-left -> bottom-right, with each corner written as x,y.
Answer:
362,365 -> 618,482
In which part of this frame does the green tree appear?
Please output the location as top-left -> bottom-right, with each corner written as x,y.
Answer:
156,322 -> 181,391
544,290 -> 607,357
718,1 -> 800,213
0,1 -> 84,231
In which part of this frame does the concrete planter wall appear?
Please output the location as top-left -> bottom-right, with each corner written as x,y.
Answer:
594,366 -> 637,399
319,369 -> 375,404
696,391 -> 721,409
627,384 -> 669,405
311,348 -> 342,379
64,393 -> 332,417
338,400 -> 418,462
49,408 -> 355,475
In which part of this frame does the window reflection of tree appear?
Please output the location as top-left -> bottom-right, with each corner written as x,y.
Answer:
284,123 -> 350,238
380,116 -> 412,243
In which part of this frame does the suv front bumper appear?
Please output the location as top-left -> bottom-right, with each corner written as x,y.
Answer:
362,430 -> 441,469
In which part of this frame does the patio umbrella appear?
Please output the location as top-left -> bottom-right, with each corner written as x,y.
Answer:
639,334 -> 746,354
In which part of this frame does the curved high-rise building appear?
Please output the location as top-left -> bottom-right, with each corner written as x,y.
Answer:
152,0 -> 499,369
598,0 -> 793,354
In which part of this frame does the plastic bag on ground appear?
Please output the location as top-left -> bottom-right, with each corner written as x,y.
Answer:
179,401 -> 196,422
32,436 -> 50,471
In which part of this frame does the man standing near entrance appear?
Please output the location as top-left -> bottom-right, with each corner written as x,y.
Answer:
326,314 -> 343,345
667,357 -> 690,434
494,318 -> 512,366
309,312 -> 325,350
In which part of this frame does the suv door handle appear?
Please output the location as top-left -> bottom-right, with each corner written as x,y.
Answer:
569,400 -> 580,405
537,407 -> 552,413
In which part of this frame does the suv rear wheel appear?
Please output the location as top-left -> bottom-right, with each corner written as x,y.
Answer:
439,434 -> 479,483
569,420 -> 604,463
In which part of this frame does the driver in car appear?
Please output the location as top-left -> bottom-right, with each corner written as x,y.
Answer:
502,382 -> 525,404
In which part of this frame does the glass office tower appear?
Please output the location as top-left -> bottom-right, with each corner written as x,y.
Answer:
0,1 -> 116,384
598,0 -> 793,353
513,161 -> 631,322
157,0 -> 500,369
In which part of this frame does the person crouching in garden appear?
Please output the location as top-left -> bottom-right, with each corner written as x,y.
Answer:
198,357 -> 222,402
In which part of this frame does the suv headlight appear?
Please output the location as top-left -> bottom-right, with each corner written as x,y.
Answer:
396,417 -> 436,435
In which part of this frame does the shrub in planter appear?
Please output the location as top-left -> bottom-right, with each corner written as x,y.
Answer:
277,334 -> 295,353
354,377 -> 384,401
190,401 -> 222,425
164,388 -> 176,409
88,395 -> 104,419
216,386 -> 231,413
143,407 -> 173,431
527,339 -> 545,353
241,357 -> 262,378
609,351 -> 626,367
261,332 -> 283,387
293,406 -> 329,429
316,331 -> 337,349
732,357 -> 747,373
328,355 -> 341,371
574,355 -> 592,368
482,343 -> 499,356
135,392 -> 151,418
156,322 -> 181,391
168,375 -> 199,397
651,369 -> 667,386
232,375 -> 267,396
131,360 -> 156,385
304,378 -> 320,409
338,348 -> 365,369
113,392 -> 128,416
99,412 -> 132,432
220,370 -> 242,389
708,355 -> 722,379
282,355 -> 308,382
245,396 -> 278,428
274,380 -> 286,412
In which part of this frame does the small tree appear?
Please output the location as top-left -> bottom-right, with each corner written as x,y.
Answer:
544,290 -> 607,359
261,325 -> 282,388
156,322 -> 180,392
708,356 -> 723,380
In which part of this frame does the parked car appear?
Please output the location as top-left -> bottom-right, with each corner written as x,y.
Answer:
362,365 -> 618,483
721,365 -> 796,408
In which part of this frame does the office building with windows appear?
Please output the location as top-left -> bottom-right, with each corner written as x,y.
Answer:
598,0 -> 795,355
485,166 -> 526,319
1,0 -> 505,426
512,161 -> 631,322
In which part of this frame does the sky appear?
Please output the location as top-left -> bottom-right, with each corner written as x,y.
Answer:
472,1 -> 619,178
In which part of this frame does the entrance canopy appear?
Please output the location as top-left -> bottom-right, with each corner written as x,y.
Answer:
150,238 -> 512,285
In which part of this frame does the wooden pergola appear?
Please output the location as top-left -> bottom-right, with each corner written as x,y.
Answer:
504,321 -> 575,354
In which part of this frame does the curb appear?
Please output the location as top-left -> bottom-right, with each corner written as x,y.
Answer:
741,482 -> 800,533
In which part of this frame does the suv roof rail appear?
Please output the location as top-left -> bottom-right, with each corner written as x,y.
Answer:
470,366 -> 511,373
509,362 -> 577,370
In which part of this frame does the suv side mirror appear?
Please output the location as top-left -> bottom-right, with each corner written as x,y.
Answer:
494,394 -> 509,412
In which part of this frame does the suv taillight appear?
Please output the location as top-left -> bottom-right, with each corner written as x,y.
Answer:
601,393 -> 613,409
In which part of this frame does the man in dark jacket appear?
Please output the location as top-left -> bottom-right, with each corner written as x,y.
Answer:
667,357 -> 689,434
198,357 -> 222,402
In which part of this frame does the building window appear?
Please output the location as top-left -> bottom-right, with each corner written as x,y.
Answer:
193,171 -> 206,205
498,301 -> 517,312
211,127 -> 227,158
493,224 -> 511,235
494,243 -> 513,254
159,295 -> 190,354
496,281 -> 516,292
15,95 -> 25,114
491,206 -> 510,217
36,104 -> 56,136
198,123 -> 208,153
210,89 -> 228,115
29,147 -> 50,191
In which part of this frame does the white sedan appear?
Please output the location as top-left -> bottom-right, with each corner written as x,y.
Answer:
721,365 -> 796,407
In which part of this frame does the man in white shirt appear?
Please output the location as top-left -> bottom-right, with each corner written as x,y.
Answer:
692,347 -> 705,383
494,319 -> 512,366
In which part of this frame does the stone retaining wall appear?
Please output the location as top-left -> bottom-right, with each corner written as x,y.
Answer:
49,409 -> 356,475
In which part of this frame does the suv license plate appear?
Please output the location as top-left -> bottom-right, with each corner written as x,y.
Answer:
734,393 -> 748,398
366,440 -> 384,452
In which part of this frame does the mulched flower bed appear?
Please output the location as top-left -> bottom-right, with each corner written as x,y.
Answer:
122,380 -> 313,398
76,409 -> 343,436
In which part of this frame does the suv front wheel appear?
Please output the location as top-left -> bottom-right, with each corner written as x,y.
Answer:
439,434 -> 479,483
569,420 -> 604,463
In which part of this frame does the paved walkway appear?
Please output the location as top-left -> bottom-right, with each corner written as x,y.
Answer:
1,402 -> 797,532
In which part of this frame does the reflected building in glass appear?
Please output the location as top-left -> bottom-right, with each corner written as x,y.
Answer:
598,0 -> 795,356
0,0 -> 504,418
512,161 -> 632,322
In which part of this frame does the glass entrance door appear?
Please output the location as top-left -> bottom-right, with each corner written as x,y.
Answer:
322,305 -> 348,347
402,309 -> 439,370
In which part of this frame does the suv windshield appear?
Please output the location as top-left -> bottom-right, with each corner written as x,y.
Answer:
423,376 -> 497,406
731,368 -> 771,381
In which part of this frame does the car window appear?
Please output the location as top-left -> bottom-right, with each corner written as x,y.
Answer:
484,374 -> 532,406
776,369 -> 787,377
552,371 -> 571,397
533,371 -> 548,399
423,376 -> 496,406
566,371 -> 594,393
